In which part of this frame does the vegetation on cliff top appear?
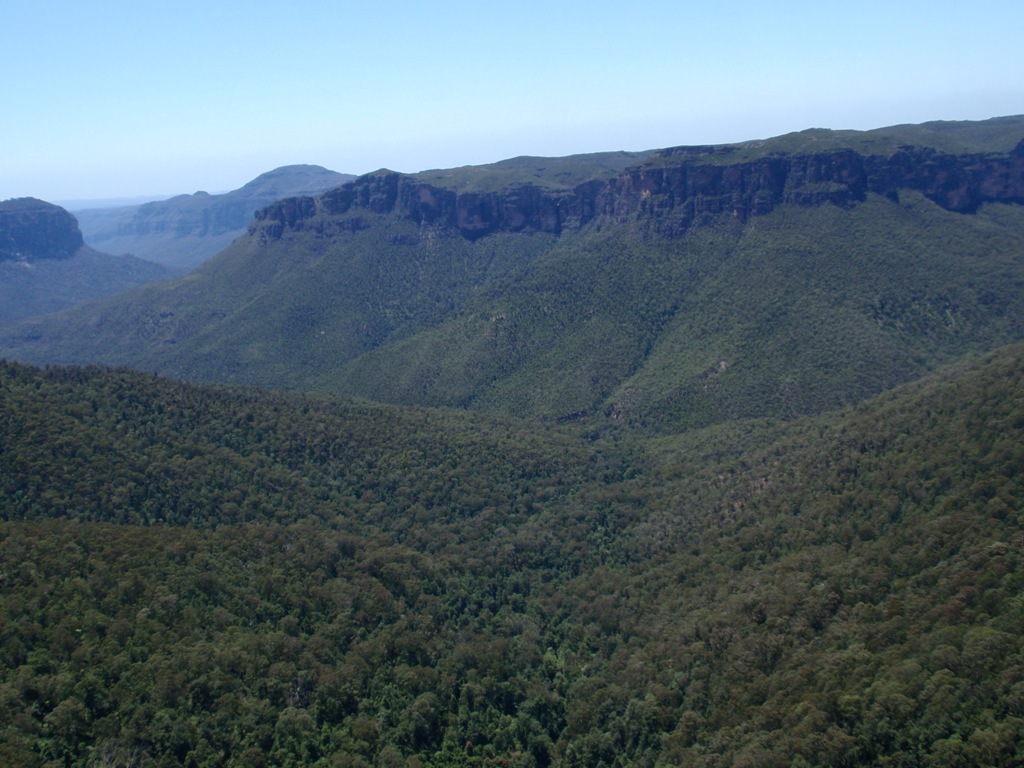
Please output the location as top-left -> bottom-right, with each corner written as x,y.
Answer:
4,188 -> 1023,433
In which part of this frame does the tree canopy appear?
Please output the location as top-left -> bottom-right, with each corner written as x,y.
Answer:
1,346 -> 1022,766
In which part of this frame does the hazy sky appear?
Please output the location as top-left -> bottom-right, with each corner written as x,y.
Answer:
2,0 -> 1021,202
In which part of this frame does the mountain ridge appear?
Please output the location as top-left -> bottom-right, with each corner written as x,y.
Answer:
0,197 -> 85,262
2,117 -> 1023,432
2,118 -> 1024,765
0,197 -> 170,326
73,164 -> 354,270
251,127 -> 1024,244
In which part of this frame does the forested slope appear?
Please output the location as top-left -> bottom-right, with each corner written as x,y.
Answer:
1,345 -> 1021,766
4,118 -> 1023,433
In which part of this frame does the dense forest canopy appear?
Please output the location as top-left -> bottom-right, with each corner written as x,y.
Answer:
1,345 -> 1022,766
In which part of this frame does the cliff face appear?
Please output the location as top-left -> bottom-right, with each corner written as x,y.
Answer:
252,140 -> 1024,242
0,198 -> 84,261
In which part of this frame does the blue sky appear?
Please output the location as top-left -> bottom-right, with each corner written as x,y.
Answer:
2,0 -> 1021,202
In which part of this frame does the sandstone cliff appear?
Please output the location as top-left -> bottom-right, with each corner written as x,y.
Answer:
252,140 -> 1024,242
0,198 -> 84,261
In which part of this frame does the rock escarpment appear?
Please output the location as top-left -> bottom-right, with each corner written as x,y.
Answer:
253,140 -> 1024,242
0,198 -> 84,261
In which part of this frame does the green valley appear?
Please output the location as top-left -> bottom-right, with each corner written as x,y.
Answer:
2,116 -> 1024,767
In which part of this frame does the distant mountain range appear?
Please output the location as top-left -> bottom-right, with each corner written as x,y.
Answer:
0,165 -> 355,327
73,164 -> 354,271
3,116 -> 1021,433
0,197 -> 170,326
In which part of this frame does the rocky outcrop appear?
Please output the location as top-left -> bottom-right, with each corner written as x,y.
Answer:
0,198 -> 84,261
253,172 -> 573,242
252,140 -> 1024,243
588,140 -> 1024,234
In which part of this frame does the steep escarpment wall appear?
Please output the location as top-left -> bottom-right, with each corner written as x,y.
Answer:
0,198 -> 84,261
252,140 -> 1024,242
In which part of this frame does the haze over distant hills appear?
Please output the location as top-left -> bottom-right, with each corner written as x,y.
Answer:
4,116 -> 1022,433
73,164 -> 354,271
0,197 -> 170,326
